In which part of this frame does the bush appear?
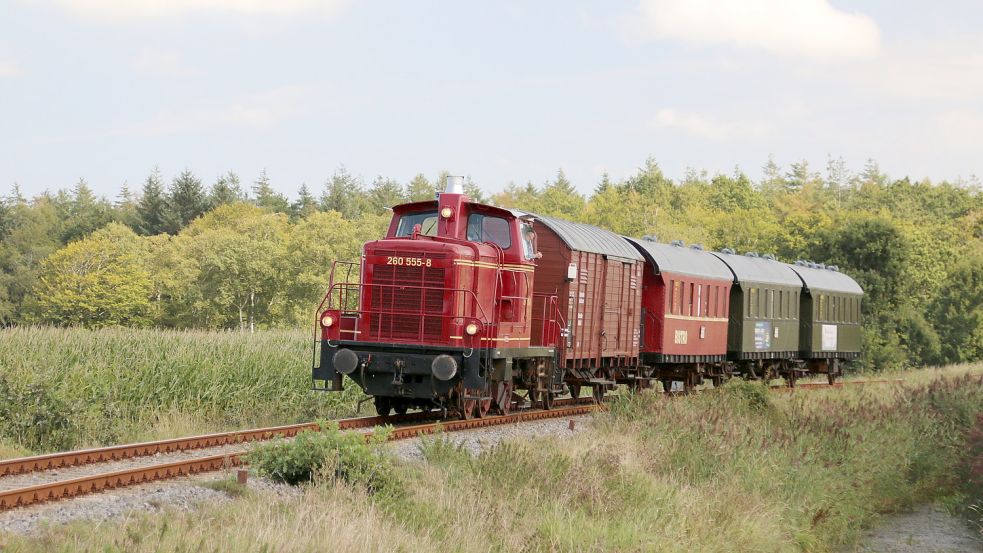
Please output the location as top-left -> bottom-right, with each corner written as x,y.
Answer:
248,421 -> 402,499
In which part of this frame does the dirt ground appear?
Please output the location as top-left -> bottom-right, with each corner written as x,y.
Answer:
847,505 -> 982,553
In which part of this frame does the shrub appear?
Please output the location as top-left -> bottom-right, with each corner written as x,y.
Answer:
248,421 -> 401,499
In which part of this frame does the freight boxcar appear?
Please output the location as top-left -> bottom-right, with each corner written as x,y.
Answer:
788,261 -> 864,383
711,250 -> 804,383
523,213 -> 644,401
626,237 -> 734,392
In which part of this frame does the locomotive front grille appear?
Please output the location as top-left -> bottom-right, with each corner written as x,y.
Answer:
369,263 -> 446,342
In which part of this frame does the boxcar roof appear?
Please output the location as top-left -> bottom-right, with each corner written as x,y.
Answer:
787,263 -> 864,295
514,211 -> 643,261
626,237 -> 733,281
710,251 -> 803,287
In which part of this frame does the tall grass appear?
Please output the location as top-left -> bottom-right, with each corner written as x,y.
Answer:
4,364 -> 981,552
0,326 -> 364,453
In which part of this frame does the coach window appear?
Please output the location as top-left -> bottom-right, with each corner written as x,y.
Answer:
467,213 -> 512,249
696,285 -> 702,317
520,222 -> 536,260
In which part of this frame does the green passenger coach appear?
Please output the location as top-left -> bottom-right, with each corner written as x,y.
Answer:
711,250 -> 804,382
788,261 -> 863,383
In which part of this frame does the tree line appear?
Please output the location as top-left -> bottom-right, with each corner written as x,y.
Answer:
0,157 -> 980,371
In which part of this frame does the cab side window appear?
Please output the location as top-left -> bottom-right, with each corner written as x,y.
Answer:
467,213 -> 512,249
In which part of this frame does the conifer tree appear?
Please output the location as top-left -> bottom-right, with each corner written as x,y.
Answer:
165,169 -> 207,233
136,167 -> 169,235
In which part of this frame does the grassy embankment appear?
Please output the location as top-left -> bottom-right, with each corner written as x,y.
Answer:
3,363 -> 981,552
0,326 -> 363,456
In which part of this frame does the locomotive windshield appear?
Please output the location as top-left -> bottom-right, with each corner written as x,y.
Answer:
395,210 -> 438,237
466,213 -> 512,248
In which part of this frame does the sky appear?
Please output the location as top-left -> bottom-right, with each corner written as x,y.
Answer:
1,0 -> 982,198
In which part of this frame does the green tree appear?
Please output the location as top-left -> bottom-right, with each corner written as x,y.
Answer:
165,170 -> 207,233
930,253 -> 983,363
30,223 -> 152,327
406,174 -> 437,202
136,167 -> 169,236
367,176 -> 405,214
537,169 -> 584,219
291,184 -> 318,220
209,171 -> 246,208
252,169 -> 290,213
60,179 -> 115,243
320,167 -> 365,219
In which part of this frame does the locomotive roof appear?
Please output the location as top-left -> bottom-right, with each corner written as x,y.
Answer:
626,237 -> 733,281
514,211 -> 643,261
787,263 -> 864,296
710,250 -> 803,288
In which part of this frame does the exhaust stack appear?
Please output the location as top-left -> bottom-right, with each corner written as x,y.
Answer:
445,175 -> 465,194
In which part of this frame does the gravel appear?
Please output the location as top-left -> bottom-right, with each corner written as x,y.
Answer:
0,471 -> 299,535
847,505 -> 982,553
389,414 -> 591,461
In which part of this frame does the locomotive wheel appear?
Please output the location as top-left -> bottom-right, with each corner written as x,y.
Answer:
477,397 -> 492,418
495,381 -> 513,415
374,396 -> 392,417
458,386 -> 478,420
543,391 -> 555,410
592,385 -> 605,404
527,388 -> 540,407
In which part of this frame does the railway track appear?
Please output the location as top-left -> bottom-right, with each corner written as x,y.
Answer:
0,379 -> 900,512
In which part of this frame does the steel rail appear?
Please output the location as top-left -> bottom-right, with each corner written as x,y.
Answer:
0,412 -> 436,478
0,402 -> 595,511
0,379 -> 900,511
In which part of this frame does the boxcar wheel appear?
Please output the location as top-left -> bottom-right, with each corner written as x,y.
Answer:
374,397 -> 392,417
569,384 -> 581,400
543,391 -> 555,410
592,385 -> 605,404
393,401 -> 408,416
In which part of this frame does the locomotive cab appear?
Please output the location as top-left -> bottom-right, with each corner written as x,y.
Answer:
313,176 -> 559,418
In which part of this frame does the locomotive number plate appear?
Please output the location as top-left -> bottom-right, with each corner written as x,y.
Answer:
386,256 -> 432,267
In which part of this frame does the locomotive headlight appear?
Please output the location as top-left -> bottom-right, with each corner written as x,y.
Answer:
320,314 -> 335,328
465,323 -> 479,335
440,207 -> 453,219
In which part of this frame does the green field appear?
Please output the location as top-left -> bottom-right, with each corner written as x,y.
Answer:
2,359 -> 981,552
0,326 -> 364,455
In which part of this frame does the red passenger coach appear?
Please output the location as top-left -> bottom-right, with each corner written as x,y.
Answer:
626,237 -> 734,391
524,213 -> 645,400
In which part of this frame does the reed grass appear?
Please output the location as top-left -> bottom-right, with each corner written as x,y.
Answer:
0,326 -> 364,453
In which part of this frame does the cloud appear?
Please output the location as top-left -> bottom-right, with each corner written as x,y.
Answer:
652,108 -> 769,141
114,85 -> 314,137
627,0 -> 880,62
50,0 -> 345,20
0,57 -> 22,77
132,49 -> 199,78
848,39 -> 983,101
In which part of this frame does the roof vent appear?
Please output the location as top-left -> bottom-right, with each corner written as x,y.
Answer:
721,247 -> 736,255
671,239 -> 685,247
808,262 -> 819,269
828,265 -> 839,272
762,253 -> 776,260
745,252 -> 759,258
642,234 -> 658,242
795,260 -> 807,266
690,243 -> 704,251
818,263 -> 827,270
444,175 -> 465,194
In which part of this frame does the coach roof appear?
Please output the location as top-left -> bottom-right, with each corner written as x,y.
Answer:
514,211 -> 643,261
626,237 -> 733,281
711,250 -> 802,287
788,262 -> 864,295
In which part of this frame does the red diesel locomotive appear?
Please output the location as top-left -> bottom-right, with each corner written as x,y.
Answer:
312,177 -> 864,417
